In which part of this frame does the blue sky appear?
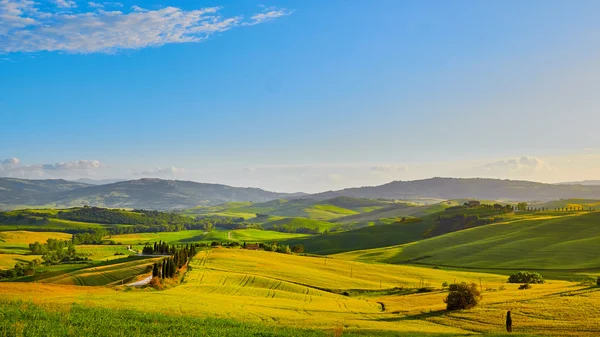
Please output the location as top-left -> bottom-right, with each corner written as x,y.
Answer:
1,0 -> 600,192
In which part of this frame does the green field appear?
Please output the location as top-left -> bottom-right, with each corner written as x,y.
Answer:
3,203 -> 600,336
181,197 -> 394,222
535,199 -> 600,210
109,228 -> 309,245
1,248 -> 598,336
262,217 -> 337,232
334,212 -> 600,273
15,256 -> 158,286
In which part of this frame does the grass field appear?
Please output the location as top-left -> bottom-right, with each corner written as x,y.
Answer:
180,197 -> 394,222
284,218 -> 433,255
0,231 -> 73,268
15,256 -> 159,286
0,248 -> 598,336
333,212 -> 600,274
109,228 -> 309,245
536,199 -> 600,210
262,217 -> 337,232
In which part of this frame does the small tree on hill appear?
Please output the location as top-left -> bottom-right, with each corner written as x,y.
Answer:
444,282 -> 481,310
508,271 -> 544,284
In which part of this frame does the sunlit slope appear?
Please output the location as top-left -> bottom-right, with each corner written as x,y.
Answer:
337,212 -> 600,269
3,248 -> 600,335
182,197 -> 392,221
284,219 -> 433,255
109,228 -> 308,245
27,257 -> 157,286
536,199 -> 600,210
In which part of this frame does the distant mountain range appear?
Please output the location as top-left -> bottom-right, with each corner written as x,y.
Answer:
0,178 -> 295,210
310,177 -> 600,202
2,177 -> 600,210
556,180 -> 600,186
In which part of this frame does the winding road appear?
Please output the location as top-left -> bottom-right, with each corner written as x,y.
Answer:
126,275 -> 152,287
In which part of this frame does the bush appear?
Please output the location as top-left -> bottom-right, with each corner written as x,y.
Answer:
444,282 -> 481,310
519,283 -> 532,290
417,287 -> 434,293
508,271 -> 544,284
442,281 -> 449,289
210,242 -> 220,247
597,277 -> 600,286
291,244 -> 304,254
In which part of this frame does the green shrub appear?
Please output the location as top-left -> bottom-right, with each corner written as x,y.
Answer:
508,271 -> 544,284
444,282 -> 481,310
518,283 -> 532,290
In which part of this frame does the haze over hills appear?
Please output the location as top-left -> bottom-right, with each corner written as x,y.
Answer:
0,178 -> 295,210
3,176 -> 600,210
311,177 -> 600,202
556,180 -> 600,186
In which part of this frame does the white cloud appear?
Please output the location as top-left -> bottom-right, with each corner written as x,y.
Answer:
53,0 -> 77,8
42,160 -> 103,170
480,156 -> 553,176
370,165 -> 407,173
87,2 -> 103,9
0,1 -> 291,54
244,7 -> 292,26
132,166 -> 186,177
0,158 -> 20,170
0,158 -> 105,179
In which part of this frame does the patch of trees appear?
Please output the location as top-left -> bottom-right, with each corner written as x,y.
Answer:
262,243 -> 304,254
270,225 -> 320,234
508,271 -> 545,284
72,229 -> 108,244
424,213 -> 505,238
0,259 -> 41,279
215,222 -> 261,230
28,239 -> 86,265
149,243 -> 197,279
444,282 -> 482,310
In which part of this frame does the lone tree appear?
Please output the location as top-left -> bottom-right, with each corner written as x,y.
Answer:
508,271 -> 544,284
444,282 -> 481,310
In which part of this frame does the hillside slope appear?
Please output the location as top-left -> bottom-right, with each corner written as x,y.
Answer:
0,178 -> 295,210
0,178 -> 90,207
336,211 -> 600,270
310,177 -> 600,201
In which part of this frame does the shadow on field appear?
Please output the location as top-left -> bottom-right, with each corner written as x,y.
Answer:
376,309 -> 446,322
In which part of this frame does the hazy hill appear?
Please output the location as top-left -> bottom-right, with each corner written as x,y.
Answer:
309,177 -> 600,201
50,179 -> 293,210
556,180 -> 600,186
0,178 -> 90,206
0,178 -> 293,210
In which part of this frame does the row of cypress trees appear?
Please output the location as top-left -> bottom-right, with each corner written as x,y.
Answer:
150,243 -> 197,279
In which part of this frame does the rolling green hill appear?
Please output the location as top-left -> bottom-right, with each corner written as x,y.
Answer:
262,217 -> 336,233
0,178 -> 300,210
535,199 -> 600,210
181,197 -> 392,221
335,211 -> 600,270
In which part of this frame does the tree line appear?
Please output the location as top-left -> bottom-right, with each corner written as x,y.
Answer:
29,238 -> 86,265
147,242 -> 197,279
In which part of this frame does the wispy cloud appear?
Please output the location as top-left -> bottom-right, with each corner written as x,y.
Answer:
132,166 -> 186,177
480,156 -> 553,176
0,158 -> 105,178
0,1 -> 291,54
52,0 -> 77,9
244,7 -> 292,26
87,2 -> 104,9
